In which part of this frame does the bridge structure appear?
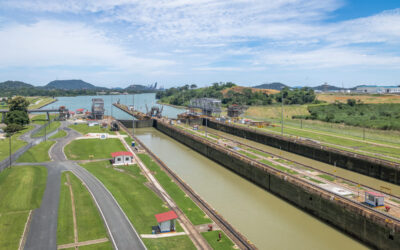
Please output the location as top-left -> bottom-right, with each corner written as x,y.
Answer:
0,108 -> 68,123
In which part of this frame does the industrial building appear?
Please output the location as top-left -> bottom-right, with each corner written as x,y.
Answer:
356,85 -> 400,94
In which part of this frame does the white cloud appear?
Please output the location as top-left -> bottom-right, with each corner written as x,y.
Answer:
0,20 -> 174,70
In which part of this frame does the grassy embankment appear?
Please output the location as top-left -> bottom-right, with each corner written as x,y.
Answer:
57,171 -> 111,248
16,140 -> 55,163
201,230 -> 236,250
69,124 -> 115,135
65,138 -> 125,160
81,160 -> 195,248
0,125 -> 34,162
138,154 -> 212,225
31,121 -> 61,138
49,129 -> 67,139
28,97 -> 55,110
0,166 -> 47,249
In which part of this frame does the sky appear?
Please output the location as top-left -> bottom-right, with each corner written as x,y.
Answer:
0,0 -> 399,88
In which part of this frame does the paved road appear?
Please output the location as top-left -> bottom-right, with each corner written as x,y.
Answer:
22,121 -> 146,250
24,162 -> 64,250
66,162 -> 146,250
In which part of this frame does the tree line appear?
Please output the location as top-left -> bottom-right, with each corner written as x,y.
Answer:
156,83 -> 317,106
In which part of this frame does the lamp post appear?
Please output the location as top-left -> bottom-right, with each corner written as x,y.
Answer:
281,94 -> 284,136
132,94 -> 135,136
8,132 -> 12,168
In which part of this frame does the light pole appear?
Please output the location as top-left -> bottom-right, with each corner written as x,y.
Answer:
9,133 -> 12,168
132,94 -> 135,136
281,94 -> 284,136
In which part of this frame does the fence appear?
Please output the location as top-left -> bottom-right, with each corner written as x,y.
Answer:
245,116 -> 400,145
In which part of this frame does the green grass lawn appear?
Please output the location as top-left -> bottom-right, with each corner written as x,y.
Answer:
237,150 -> 259,160
57,172 -> 108,245
16,140 -> 55,163
138,154 -> 212,225
0,166 -> 47,249
65,138 -> 125,160
260,159 -> 298,175
49,129 -> 67,139
78,242 -> 113,250
69,124 -> 115,135
142,236 -> 196,250
201,230 -> 235,249
318,174 -> 336,182
81,160 -> 171,234
28,97 -> 55,110
32,121 -> 60,138
57,172 -> 74,245
0,125 -> 33,162
31,114 -> 58,124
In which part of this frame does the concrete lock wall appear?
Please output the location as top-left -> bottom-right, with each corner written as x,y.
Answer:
154,120 -> 400,250
204,119 -> 400,185
118,119 -> 154,129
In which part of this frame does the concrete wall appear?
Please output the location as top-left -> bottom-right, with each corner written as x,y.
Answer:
155,120 -> 400,250
118,119 -> 154,128
205,119 -> 400,185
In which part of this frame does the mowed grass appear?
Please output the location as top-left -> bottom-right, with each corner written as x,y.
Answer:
245,104 -> 309,120
57,172 -> 74,245
78,241 -> 113,250
57,172 -> 108,245
81,160 -> 170,234
142,236 -> 196,250
0,125 -> 33,162
138,154 -> 212,225
28,97 -> 55,109
65,138 -> 125,160
0,166 -> 47,249
31,114 -> 58,124
49,129 -> 67,139
69,124 -> 115,135
201,230 -> 235,249
32,121 -> 61,138
16,140 -> 55,163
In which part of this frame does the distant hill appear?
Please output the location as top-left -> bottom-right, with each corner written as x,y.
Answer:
253,82 -> 288,90
45,79 -> 98,90
0,80 -> 34,89
125,84 -> 153,91
312,84 -> 345,91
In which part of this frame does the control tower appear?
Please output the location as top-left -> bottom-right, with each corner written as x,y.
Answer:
91,98 -> 105,119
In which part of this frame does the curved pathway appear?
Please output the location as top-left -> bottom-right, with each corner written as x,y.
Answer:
21,122 -> 146,250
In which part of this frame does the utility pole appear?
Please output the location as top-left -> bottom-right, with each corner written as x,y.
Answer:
281,94 -> 284,136
44,122 -> 47,141
9,133 -> 12,168
132,94 -> 135,136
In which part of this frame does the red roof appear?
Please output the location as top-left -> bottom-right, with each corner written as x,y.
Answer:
111,151 -> 133,157
76,108 -> 85,112
155,210 -> 178,223
366,191 -> 385,197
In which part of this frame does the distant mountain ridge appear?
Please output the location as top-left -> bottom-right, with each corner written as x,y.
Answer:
253,82 -> 288,90
45,79 -> 99,90
0,80 -> 34,89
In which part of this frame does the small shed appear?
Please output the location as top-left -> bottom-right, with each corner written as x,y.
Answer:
111,151 -> 134,166
365,191 -> 384,207
76,108 -> 85,114
155,210 -> 178,233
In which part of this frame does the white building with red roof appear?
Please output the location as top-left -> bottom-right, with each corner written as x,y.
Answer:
111,151 -> 134,166
154,210 -> 178,233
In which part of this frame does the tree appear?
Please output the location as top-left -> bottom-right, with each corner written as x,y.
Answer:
5,96 -> 30,132
190,84 -> 197,89
5,123 -> 23,134
8,96 -> 30,111
347,99 -> 356,106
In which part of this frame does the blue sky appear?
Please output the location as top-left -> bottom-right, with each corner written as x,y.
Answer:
0,0 -> 399,88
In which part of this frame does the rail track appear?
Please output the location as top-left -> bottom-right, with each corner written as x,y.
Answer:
118,121 -> 256,250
